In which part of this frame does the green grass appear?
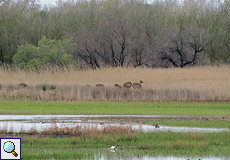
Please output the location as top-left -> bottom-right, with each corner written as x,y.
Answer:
0,101 -> 230,115
2,132 -> 230,159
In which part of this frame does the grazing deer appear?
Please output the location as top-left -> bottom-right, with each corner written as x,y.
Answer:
132,80 -> 143,89
19,83 -> 27,89
96,84 -> 105,87
114,84 -> 122,89
123,82 -> 132,89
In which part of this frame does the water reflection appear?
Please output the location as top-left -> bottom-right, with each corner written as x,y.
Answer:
93,155 -> 228,160
89,149 -> 229,160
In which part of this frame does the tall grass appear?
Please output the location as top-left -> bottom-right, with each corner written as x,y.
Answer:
1,85 -> 230,101
1,66 -> 230,101
1,66 -> 229,90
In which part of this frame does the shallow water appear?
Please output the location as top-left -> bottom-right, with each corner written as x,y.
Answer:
0,115 -> 229,133
93,155 -> 229,160
85,149 -> 230,160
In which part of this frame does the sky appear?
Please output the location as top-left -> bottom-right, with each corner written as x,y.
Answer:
37,0 -> 59,6
23,0 -> 225,8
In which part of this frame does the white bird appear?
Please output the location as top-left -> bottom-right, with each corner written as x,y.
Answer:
111,145 -> 117,150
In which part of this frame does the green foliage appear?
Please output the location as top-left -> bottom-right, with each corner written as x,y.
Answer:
13,36 -> 76,70
13,43 -> 38,69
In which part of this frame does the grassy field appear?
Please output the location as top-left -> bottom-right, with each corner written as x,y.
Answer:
0,101 -> 229,116
1,66 -> 230,101
1,132 -> 229,159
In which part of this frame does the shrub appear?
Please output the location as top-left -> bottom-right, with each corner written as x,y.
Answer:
38,84 -> 57,91
13,36 -> 76,70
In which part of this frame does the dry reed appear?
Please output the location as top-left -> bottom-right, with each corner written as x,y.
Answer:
43,122 -> 137,135
0,122 -> 139,135
0,84 -> 230,101
1,66 -> 230,101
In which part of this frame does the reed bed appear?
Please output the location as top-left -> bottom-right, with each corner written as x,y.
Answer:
0,122 -> 138,136
1,84 -> 230,101
1,66 -> 230,101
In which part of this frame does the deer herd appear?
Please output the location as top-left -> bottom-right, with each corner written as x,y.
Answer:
18,80 -> 144,90
96,80 -> 144,90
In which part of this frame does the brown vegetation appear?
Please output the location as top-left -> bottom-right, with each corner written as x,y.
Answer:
0,84 -> 229,101
0,122 -> 139,135
1,66 -> 230,101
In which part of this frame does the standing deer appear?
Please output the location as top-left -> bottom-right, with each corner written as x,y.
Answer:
123,82 -> 132,89
19,83 -> 27,89
132,80 -> 143,89
114,84 -> 122,89
96,84 -> 105,87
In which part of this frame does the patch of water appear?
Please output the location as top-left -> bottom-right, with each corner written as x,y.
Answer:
0,115 -> 229,133
94,155 -> 229,160
93,155 -> 229,160
0,115 -> 222,121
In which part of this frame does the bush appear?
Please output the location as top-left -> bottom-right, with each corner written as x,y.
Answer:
13,36 -> 76,70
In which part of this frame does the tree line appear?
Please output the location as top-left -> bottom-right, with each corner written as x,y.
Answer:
0,0 -> 230,70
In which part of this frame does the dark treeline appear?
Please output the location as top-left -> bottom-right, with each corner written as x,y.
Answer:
1,0 -> 230,69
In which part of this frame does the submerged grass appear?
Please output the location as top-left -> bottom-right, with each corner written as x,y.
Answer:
2,132 -> 229,159
0,101 -> 229,116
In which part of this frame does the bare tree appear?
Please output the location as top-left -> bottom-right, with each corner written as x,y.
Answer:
76,13 -> 145,69
93,16 -> 134,67
130,33 -> 150,67
158,28 -> 208,68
